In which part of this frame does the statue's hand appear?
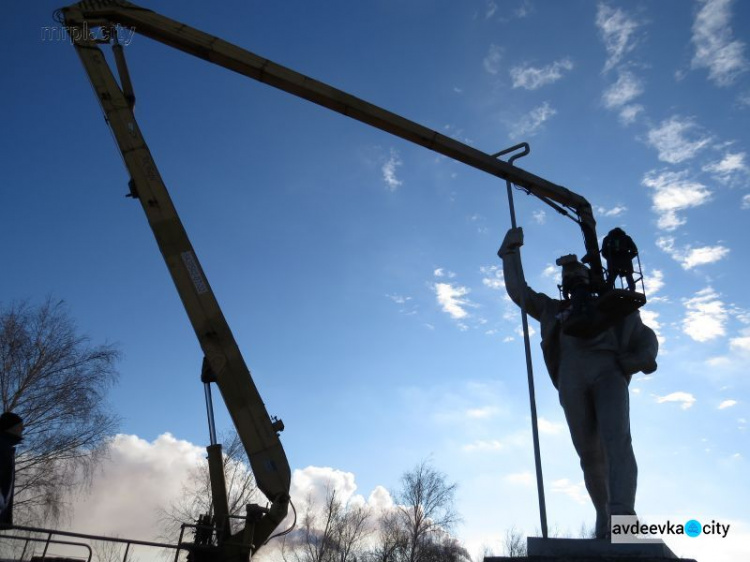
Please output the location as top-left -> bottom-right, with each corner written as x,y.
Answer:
498,227 -> 524,258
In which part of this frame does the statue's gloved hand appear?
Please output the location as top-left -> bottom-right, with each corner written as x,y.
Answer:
498,227 -> 524,258
618,351 -> 657,375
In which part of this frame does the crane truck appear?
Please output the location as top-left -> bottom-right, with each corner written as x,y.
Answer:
56,1 -> 647,560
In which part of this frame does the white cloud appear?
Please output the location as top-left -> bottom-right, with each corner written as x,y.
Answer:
386,294 -> 411,305
742,194 -> 750,209
602,69 -> 644,108
681,245 -> 730,269
480,265 -> 505,291
642,170 -> 712,230
466,406 -> 501,419
510,58 -> 574,90
537,417 -> 565,435
730,336 -> 750,353
640,309 -> 664,345
602,70 -> 645,125
702,151 -> 748,184
485,1 -> 497,20
656,391 -> 696,410
550,478 -> 589,504
434,282 -> 473,320
719,399 -> 738,409
504,471 -> 534,486
483,44 -> 503,75
691,0 -> 749,87
682,287 -> 728,342
618,104 -> 644,125
596,3 -> 641,73
658,236 -> 730,270
463,439 -> 504,452
382,148 -> 403,190
646,116 -> 712,164
643,268 -> 665,297
291,465 -> 359,509
596,204 -> 628,217
509,102 -> 556,139
532,209 -> 547,224
66,434 -> 207,540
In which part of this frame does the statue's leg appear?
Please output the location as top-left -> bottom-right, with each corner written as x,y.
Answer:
558,384 -> 609,537
592,372 -> 637,517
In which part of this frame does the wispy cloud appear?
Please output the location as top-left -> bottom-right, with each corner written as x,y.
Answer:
691,0 -> 749,87
642,169 -> 712,231
532,210 -> 547,224
656,391 -> 696,410
618,104 -> 644,125
702,151 -> 748,184
596,204 -> 628,217
596,3 -> 641,73
643,268 -> 665,297
657,236 -> 729,269
646,116 -> 712,164
466,405 -> 501,419
537,417 -> 565,435
730,335 -> 750,353
434,282 -> 473,320
483,44 -> 504,75
480,265 -> 505,291
743,194 -> 750,209
386,294 -> 411,305
509,102 -> 556,139
510,58 -> 574,90
602,69 -> 643,107
719,399 -> 738,409
682,287 -> 728,342
485,0 -> 497,20
504,471 -> 534,486
640,309 -> 664,344
434,268 -> 456,279
382,148 -> 403,190
463,439 -> 504,452
602,69 -> 644,124
551,478 -> 589,504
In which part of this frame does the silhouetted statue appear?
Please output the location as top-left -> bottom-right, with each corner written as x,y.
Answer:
601,228 -> 638,292
498,227 -> 657,539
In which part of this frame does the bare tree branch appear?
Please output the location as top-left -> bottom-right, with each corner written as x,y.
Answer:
0,298 -> 120,525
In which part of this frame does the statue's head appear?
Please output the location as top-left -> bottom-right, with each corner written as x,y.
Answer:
556,254 -> 590,299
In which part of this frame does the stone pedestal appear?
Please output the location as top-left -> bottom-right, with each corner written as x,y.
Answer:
483,536 -> 697,562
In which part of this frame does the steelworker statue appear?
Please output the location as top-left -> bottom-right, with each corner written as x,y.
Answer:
497,227 -> 658,539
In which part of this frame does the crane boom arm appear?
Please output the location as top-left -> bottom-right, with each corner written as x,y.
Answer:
61,0 -> 605,283
62,4 -> 290,552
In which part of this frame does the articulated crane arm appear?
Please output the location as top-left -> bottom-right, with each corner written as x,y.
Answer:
61,0 -> 607,288
60,0 -> 637,555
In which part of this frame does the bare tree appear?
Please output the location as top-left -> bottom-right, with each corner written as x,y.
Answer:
502,527 -> 526,558
282,487 -> 371,562
393,460 -> 461,562
0,298 -> 119,525
366,510 -> 407,562
159,430 -> 262,541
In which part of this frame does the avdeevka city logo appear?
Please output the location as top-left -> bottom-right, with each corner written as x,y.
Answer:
685,520 -> 702,538
611,515 -> 731,543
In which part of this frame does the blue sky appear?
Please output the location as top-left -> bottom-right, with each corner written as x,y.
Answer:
2,0 -> 750,560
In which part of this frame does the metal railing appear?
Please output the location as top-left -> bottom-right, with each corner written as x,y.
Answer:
0,525 -> 188,562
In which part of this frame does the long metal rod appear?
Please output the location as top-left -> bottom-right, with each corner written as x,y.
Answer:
498,143 -> 548,539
